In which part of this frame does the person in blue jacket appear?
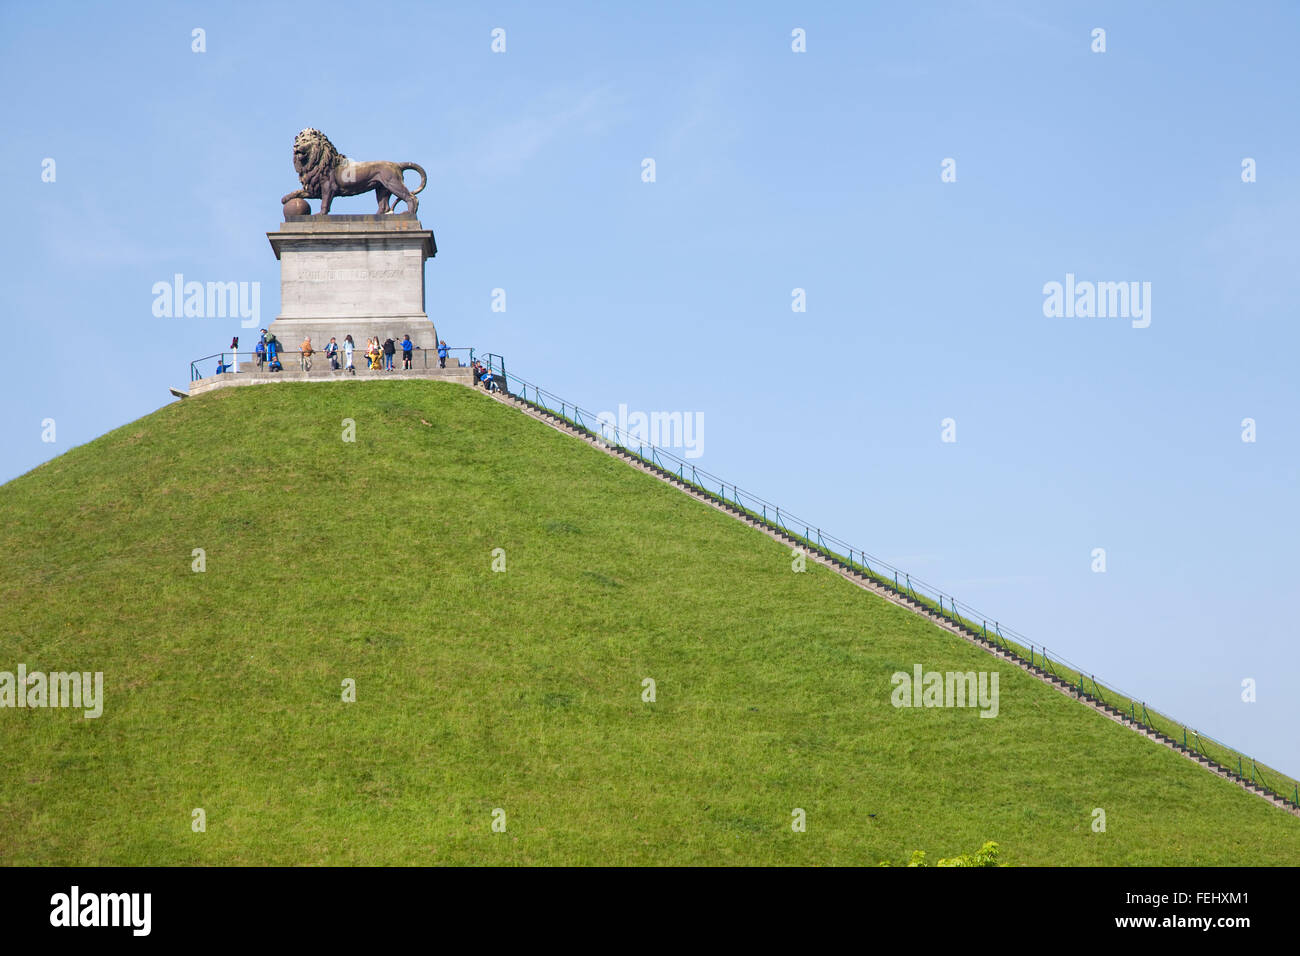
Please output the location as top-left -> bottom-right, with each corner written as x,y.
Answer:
437,339 -> 448,368
254,339 -> 266,368
401,334 -> 414,369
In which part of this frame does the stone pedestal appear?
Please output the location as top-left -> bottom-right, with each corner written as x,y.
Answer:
266,213 -> 439,353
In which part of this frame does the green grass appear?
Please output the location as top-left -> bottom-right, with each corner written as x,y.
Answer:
1,380 -> 1297,865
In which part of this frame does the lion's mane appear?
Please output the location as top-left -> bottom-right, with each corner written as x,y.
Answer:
292,128 -> 345,196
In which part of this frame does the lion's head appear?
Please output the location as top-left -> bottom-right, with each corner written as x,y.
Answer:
292,128 -> 346,194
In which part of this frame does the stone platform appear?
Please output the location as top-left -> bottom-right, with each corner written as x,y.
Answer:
189,364 -> 473,396
266,213 -> 440,352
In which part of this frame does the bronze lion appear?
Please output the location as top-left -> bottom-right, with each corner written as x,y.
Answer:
280,128 -> 426,215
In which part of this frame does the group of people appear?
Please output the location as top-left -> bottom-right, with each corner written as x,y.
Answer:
472,359 -> 502,392
358,335 -> 411,371
250,330 -> 451,375
253,330 -> 285,372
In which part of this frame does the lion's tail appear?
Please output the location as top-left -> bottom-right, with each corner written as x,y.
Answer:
401,163 -> 427,195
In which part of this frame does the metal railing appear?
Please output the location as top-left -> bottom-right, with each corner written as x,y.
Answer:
489,363 -> 1300,811
189,346 -> 476,381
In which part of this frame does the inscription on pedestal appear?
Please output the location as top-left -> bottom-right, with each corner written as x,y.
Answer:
292,268 -> 411,281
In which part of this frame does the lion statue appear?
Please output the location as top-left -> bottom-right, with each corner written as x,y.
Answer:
280,128 -> 426,215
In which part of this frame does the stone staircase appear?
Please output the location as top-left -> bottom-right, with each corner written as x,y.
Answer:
476,382 -> 1300,818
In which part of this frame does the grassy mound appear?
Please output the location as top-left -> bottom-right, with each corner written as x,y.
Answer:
1,381 -> 1296,865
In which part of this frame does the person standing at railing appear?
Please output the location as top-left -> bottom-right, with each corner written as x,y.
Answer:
325,337 -> 339,370
382,336 -> 396,371
343,335 -> 355,375
254,339 -> 266,369
437,340 -> 448,368
401,334 -> 414,369
300,337 -> 314,371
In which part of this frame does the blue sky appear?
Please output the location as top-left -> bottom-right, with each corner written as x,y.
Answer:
3,1 -> 1298,776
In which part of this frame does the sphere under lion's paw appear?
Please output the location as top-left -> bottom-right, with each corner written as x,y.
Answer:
283,198 -> 311,218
